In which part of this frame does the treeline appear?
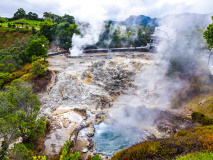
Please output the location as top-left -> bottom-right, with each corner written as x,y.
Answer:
8,8 -> 75,23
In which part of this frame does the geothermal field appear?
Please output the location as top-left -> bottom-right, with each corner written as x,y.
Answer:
38,51 -> 197,159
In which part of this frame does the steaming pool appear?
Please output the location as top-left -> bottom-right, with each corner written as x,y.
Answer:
93,122 -> 145,156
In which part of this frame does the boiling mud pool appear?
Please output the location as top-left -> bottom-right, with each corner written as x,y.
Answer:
93,122 -> 145,156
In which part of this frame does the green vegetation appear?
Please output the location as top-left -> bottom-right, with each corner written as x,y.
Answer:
203,16 -> 213,50
0,34 -> 49,89
112,125 -> 213,160
183,94 -> 213,118
192,112 -> 213,125
59,141 -> 80,160
0,72 -> 11,88
31,61 -> 47,77
176,151 -> 213,160
0,17 -> 6,26
0,27 -> 32,49
0,80 -> 46,159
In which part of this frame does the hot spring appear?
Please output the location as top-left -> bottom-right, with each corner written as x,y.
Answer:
92,121 -> 145,156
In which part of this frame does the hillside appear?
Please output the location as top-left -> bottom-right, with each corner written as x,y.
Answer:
124,15 -> 157,27
0,27 -> 32,49
123,13 -> 212,28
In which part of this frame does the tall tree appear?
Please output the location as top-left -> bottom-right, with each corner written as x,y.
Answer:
13,8 -> 26,20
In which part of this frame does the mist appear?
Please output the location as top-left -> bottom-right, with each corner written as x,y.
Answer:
107,14 -> 212,135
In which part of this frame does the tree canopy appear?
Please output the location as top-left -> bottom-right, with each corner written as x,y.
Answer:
203,16 -> 213,50
13,8 -> 26,20
0,81 -> 46,144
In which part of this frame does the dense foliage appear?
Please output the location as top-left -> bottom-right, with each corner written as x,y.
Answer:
203,16 -> 213,50
31,61 -> 47,77
0,81 -> 46,159
0,34 -> 48,81
13,8 -> 38,20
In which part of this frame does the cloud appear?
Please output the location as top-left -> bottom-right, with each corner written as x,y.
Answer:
1,0 -> 213,20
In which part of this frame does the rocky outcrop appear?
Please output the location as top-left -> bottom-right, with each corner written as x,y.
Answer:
82,60 -> 136,98
154,110 -> 197,137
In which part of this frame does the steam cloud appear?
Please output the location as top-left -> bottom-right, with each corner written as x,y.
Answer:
109,15 -> 212,134
70,22 -> 104,56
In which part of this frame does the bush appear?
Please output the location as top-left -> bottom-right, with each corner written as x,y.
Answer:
0,84 -> 46,148
25,39 -> 47,63
176,151 -> 213,160
192,112 -> 205,123
0,72 -> 11,88
31,61 -> 46,77
8,23 -> 12,28
9,143 -> 33,160
112,125 -> 213,160
192,112 -> 213,125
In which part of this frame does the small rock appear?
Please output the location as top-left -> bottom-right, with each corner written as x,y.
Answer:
82,148 -> 88,153
199,100 -> 207,106
96,112 -> 105,119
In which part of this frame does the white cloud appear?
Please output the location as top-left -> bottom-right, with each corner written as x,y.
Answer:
0,0 -> 213,20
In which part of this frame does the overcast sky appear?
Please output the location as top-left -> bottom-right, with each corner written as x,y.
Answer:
1,0 -> 213,21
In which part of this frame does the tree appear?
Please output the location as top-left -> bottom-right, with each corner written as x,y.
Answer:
13,8 -> 26,20
0,82 -> 46,144
25,39 -> 48,62
0,135 -> 9,160
203,16 -> 213,50
62,14 -> 75,24
27,12 -> 38,20
39,22 -> 57,41
31,61 -> 47,77
0,17 -> 6,26
0,72 -> 11,88
112,30 -> 121,47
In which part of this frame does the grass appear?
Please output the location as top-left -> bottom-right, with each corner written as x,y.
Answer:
1,19 -> 42,28
176,151 -> 213,160
111,125 -> 213,160
183,94 -> 213,118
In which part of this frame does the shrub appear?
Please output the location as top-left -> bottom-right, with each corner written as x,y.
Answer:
176,151 -> 213,160
0,72 -> 11,88
92,155 -> 101,160
9,143 -> 33,160
31,61 -> 47,77
8,23 -> 12,28
192,112 -> 213,125
59,141 -> 78,160
0,84 -> 46,149
192,112 -> 205,123
112,125 -> 213,160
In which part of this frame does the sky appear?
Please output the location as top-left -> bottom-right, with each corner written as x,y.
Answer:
0,0 -> 213,21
